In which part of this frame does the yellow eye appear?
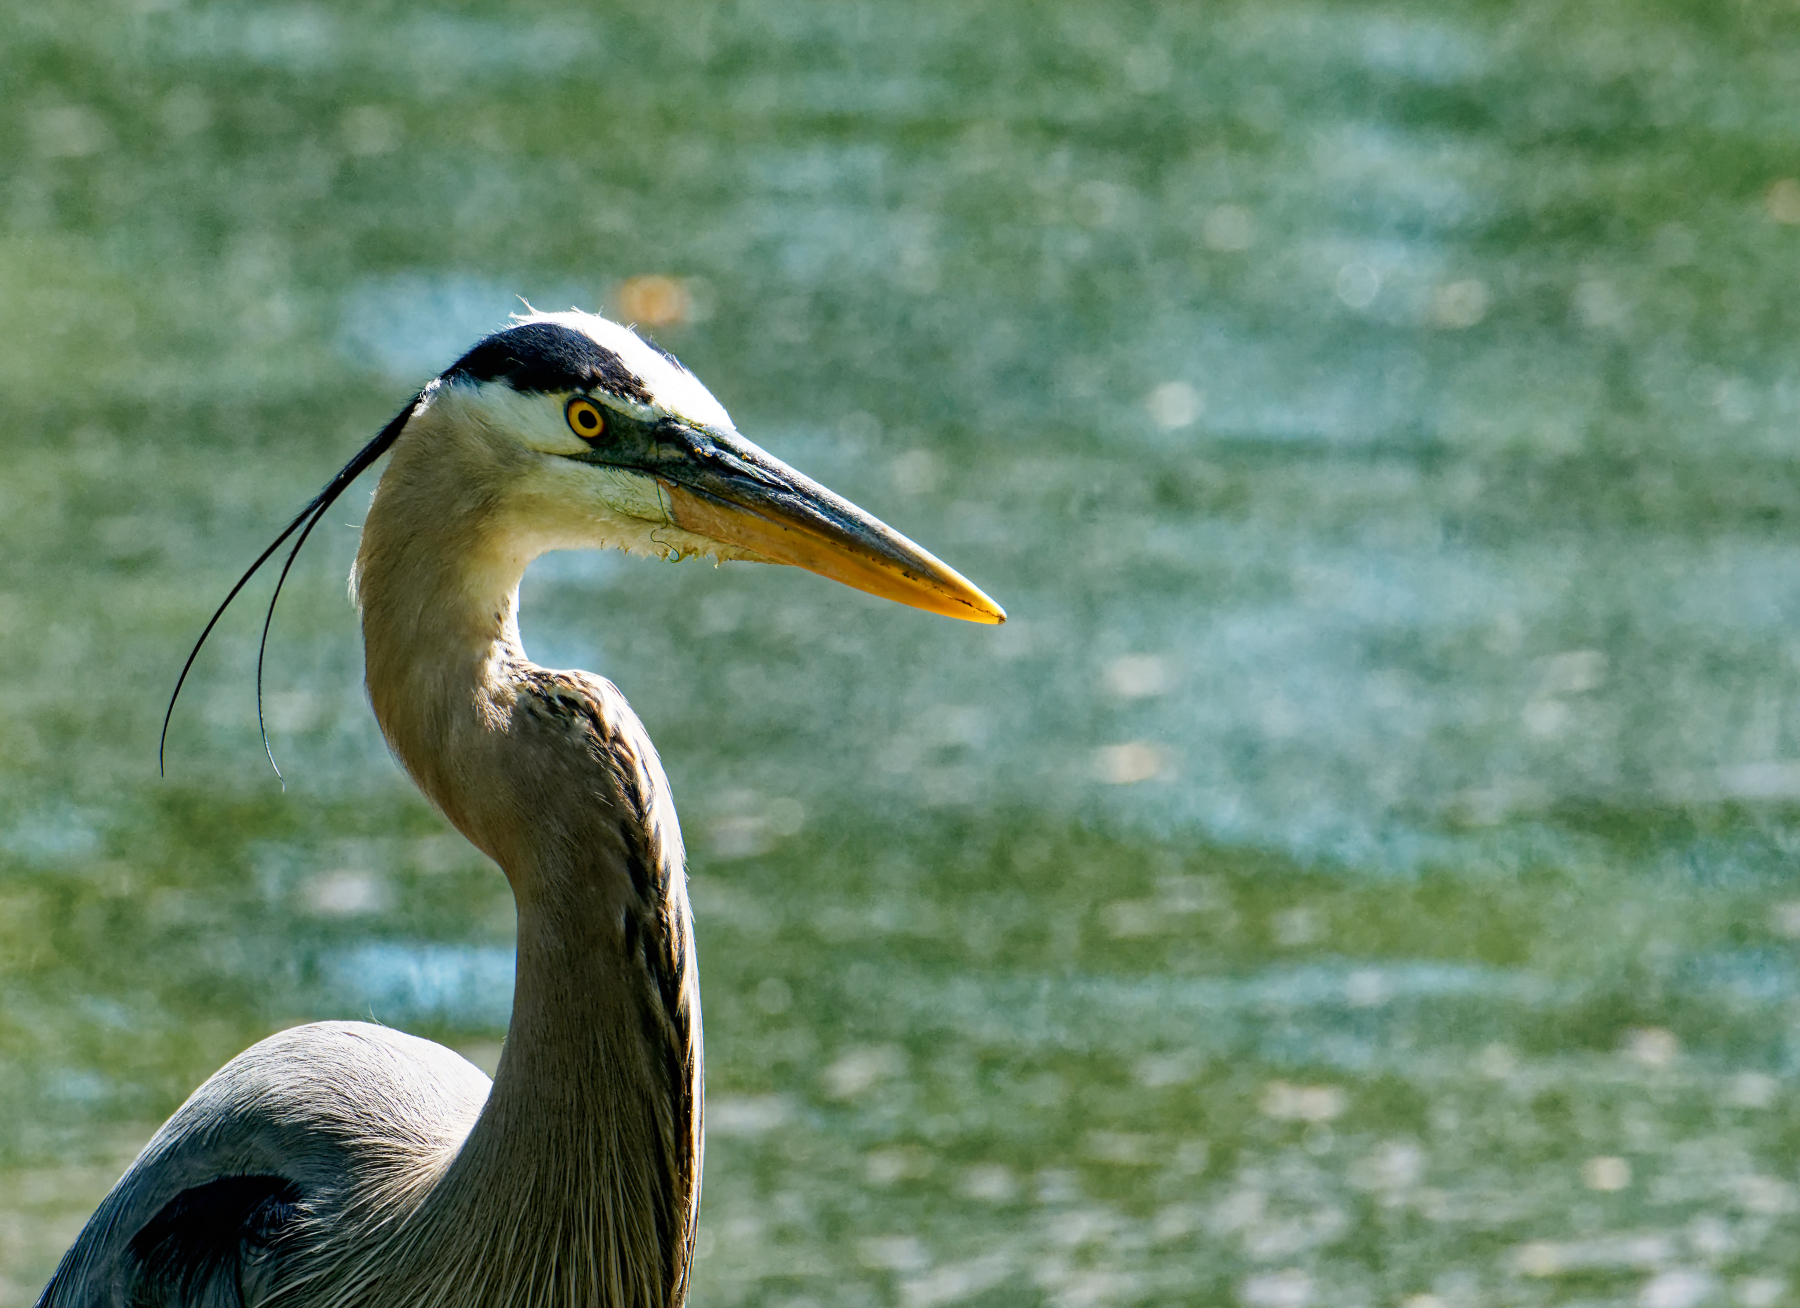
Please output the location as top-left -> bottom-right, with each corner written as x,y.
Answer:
566,397 -> 606,440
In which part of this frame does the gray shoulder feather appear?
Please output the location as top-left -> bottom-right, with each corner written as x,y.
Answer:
37,1023 -> 490,1308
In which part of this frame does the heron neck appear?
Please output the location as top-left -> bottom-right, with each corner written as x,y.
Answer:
345,440 -> 700,1308
353,452 -> 532,855
403,885 -> 698,1308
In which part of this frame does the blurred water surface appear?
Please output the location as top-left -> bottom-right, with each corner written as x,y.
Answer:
7,1 -> 1800,1304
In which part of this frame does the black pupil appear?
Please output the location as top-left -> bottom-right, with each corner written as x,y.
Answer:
577,407 -> 597,430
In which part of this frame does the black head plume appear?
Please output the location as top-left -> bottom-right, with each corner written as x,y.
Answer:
159,392 -> 424,780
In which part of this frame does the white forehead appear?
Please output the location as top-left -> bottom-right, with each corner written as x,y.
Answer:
521,310 -> 733,431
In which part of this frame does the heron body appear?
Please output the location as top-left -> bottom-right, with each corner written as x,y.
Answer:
38,312 -> 1002,1308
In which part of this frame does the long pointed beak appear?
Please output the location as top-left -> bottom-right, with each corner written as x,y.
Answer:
644,425 -> 1005,624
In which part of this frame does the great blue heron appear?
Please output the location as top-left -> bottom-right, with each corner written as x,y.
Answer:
38,312 -> 1003,1308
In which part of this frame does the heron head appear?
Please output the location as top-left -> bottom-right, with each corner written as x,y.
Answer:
160,310 -> 1002,776
410,311 -> 1004,625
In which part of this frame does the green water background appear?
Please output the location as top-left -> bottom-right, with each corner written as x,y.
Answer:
7,2 -> 1800,1304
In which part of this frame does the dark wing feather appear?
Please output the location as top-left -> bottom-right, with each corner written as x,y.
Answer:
123,1176 -> 302,1308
